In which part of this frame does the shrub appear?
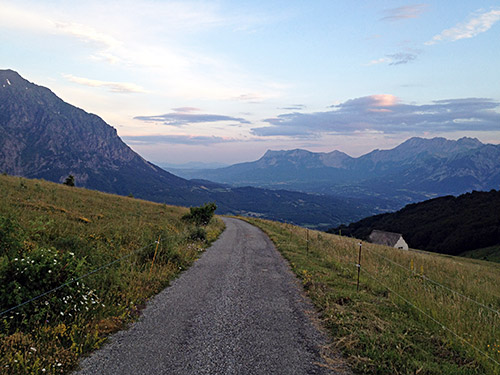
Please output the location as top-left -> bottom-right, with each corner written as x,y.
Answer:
63,175 -> 75,187
0,216 -> 24,258
0,247 -> 97,330
182,202 -> 217,226
188,227 -> 207,242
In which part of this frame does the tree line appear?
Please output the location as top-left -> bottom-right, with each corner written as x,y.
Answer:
328,189 -> 500,256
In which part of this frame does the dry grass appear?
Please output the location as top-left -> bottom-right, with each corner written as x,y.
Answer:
244,218 -> 500,375
0,175 -> 224,374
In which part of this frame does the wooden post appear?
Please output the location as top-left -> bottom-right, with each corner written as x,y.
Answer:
356,242 -> 362,291
149,235 -> 161,275
306,229 -> 309,253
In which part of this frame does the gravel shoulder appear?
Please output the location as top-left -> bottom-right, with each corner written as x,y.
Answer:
74,217 -> 348,374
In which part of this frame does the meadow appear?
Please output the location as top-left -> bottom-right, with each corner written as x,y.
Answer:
0,175 -> 224,374
244,218 -> 500,375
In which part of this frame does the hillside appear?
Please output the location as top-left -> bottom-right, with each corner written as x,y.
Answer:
0,174 -> 224,374
173,137 -> 500,210
246,218 -> 500,374
328,189 -> 500,257
0,70 -> 192,195
0,69 -> 374,228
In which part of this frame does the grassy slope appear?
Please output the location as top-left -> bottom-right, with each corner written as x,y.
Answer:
0,175 -> 224,374
460,246 -> 500,263
244,218 -> 500,375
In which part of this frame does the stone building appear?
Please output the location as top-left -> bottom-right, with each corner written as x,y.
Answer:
368,230 -> 409,250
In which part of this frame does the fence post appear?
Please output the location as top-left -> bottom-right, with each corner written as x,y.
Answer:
149,235 -> 161,274
306,229 -> 309,253
356,242 -> 362,291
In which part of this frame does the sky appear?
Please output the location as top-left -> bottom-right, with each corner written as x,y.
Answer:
1,0 -> 500,165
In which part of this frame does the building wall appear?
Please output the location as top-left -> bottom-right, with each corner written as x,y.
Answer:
394,237 -> 409,250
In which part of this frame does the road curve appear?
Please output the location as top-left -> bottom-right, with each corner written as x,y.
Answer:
74,217 -> 344,374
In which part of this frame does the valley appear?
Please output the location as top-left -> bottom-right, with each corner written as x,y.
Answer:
0,69 -> 373,229
169,137 -> 500,211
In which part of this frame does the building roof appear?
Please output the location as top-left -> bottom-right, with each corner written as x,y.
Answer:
368,230 -> 404,247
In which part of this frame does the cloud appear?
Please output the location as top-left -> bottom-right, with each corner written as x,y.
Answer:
280,104 -> 307,110
380,4 -> 428,21
232,93 -> 268,102
122,134 -> 236,145
1,1 -> 285,101
134,112 -> 251,126
54,21 -> 121,49
426,9 -> 500,45
366,52 -> 419,66
252,96 -> 500,137
387,52 -> 418,65
172,107 -> 200,113
366,57 -> 392,66
63,74 -> 146,93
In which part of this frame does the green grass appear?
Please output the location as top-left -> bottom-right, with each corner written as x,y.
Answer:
460,246 -> 500,263
0,175 -> 224,374
243,218 -> 500,375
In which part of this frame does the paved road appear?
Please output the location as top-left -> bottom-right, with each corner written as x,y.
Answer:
74,218 -> 345,374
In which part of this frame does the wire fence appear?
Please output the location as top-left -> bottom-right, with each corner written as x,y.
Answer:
360,266 -> 500,367
363,245 -> 500,316
296,230 -> 500,369
344,240 -> 500,369
0,240 -> 158,318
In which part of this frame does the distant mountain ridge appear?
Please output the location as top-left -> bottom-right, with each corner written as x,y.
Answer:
174,136 -> 500,209
0,69 -> 373,228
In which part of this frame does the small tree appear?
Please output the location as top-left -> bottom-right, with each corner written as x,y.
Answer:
183,202 -> 217,226
63,174 -> 75,187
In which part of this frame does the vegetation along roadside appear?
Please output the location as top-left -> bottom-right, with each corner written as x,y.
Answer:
243,218 -> 500,375
0,174 -> 224,374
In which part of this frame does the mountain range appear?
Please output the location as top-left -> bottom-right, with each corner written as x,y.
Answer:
171,137 -> 500,210
0,69 -> 373,228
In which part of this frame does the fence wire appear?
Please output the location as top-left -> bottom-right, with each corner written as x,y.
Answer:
0,241 -> 158,318
360,266 -> 500,368
363,246 -> 500,316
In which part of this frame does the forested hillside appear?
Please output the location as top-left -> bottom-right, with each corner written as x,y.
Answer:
329,189 -> 500,256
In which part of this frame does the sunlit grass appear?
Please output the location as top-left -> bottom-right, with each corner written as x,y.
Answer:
0,175 -> 224,374
244,218 -> 500,375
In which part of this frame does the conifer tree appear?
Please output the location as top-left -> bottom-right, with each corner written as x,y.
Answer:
63,174 -> 75,187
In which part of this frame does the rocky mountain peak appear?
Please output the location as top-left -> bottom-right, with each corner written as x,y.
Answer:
0,69 -> 171,186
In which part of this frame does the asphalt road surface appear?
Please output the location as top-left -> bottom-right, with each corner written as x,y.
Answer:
74,217 -> 346,374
